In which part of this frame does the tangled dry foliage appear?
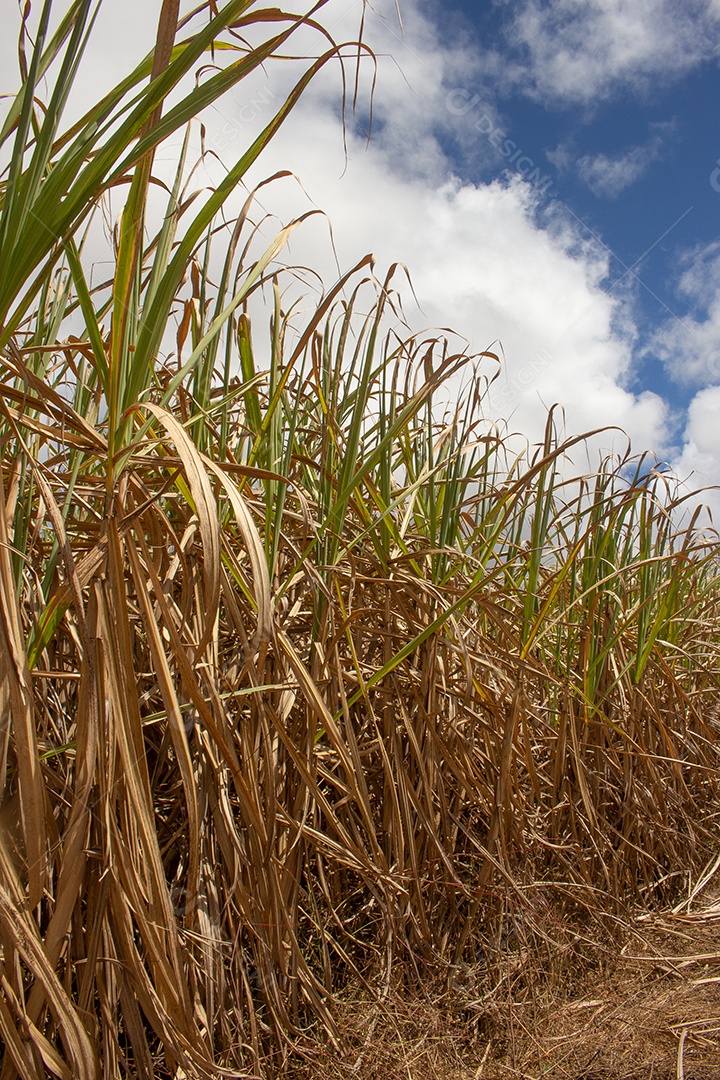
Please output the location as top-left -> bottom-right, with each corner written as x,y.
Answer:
1,2 -> 720,1078
295,873 -> 720,1080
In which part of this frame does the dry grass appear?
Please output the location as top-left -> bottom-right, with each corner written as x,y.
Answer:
293,887 -> 720,1080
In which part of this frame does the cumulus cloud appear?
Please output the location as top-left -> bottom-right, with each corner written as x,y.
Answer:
498,0 -> 720,105
227,12 -> 671,462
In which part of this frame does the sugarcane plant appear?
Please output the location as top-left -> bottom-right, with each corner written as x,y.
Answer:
1,2 -> 720,1078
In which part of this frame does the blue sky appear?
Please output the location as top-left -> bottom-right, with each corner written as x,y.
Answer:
431,0 -> 720,417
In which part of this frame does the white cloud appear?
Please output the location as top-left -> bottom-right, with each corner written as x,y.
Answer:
499,0 -> 720,105
230,38 -> 672,462
648,242 -> 720,385
574,125 -> 673,198
671,386 -> 720,518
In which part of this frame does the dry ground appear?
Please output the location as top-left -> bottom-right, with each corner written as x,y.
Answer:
291,887 -> 720,1080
